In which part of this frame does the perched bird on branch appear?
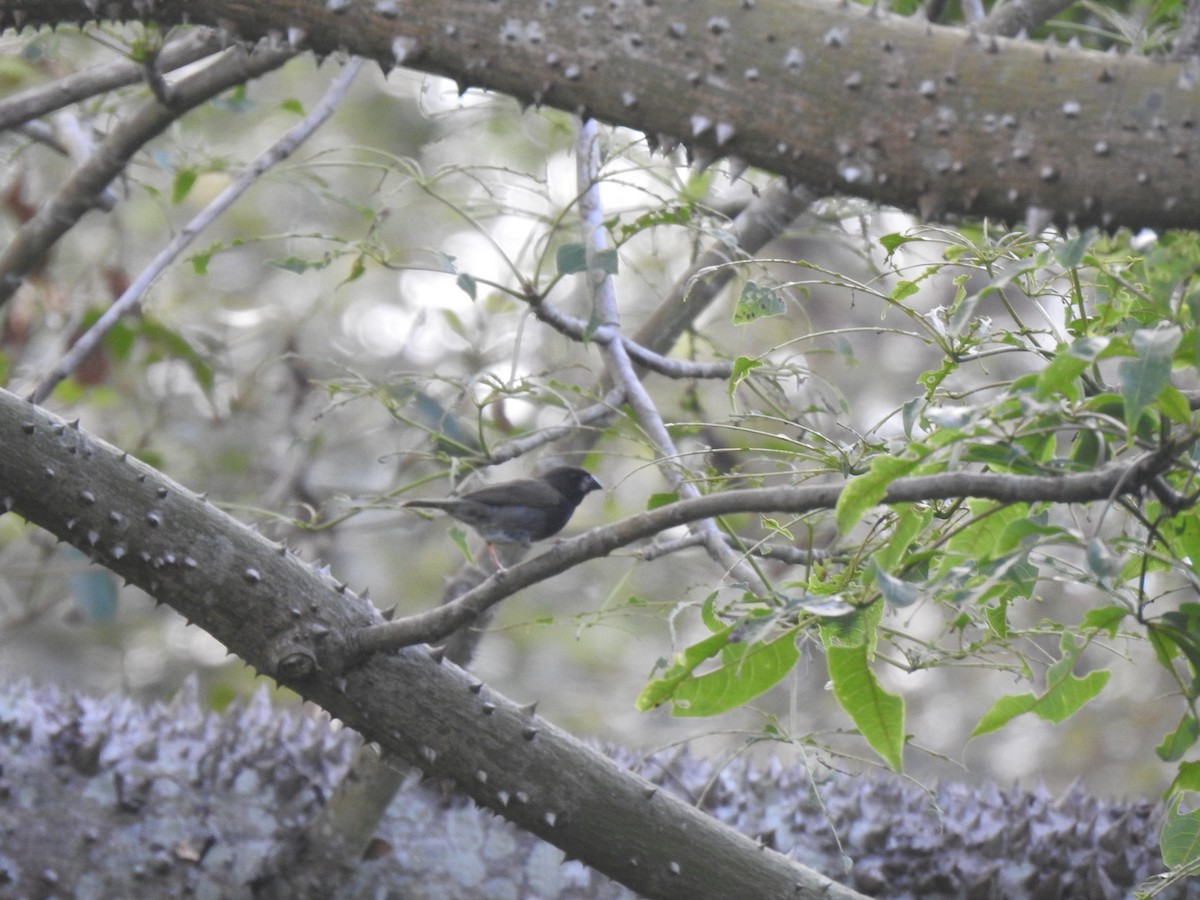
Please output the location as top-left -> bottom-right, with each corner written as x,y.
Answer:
402,466 -> 602,566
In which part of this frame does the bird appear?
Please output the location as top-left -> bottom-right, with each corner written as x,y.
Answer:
401,466 -> 602,567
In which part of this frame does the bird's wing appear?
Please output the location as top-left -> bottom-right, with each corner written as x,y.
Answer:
457,480 -> 561,508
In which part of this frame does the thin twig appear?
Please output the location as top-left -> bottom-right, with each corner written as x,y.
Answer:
348,444 -> 1186,654
0,43 -> 298,309
30,57 -> 365,404
0,29 -> 227,131
574,119 -> 768,595
530,298 -> 735,379
487,386 -> 626,465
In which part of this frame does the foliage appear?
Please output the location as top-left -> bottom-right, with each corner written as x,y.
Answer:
3,5 -> 1200,888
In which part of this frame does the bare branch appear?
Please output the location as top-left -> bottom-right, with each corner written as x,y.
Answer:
30,57 -> 365,404
0,28 -> 227,130
576,120 -> 769,594
530,297 -> 735,379
0,42 -> 297,307
487,387 -> 626,465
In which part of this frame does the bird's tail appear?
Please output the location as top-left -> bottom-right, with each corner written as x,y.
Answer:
401,499 -> 453,510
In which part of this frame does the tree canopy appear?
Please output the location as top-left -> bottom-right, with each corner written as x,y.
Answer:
2,0 -> 1200,896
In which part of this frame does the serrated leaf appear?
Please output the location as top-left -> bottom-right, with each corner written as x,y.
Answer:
890,280 -> 919,301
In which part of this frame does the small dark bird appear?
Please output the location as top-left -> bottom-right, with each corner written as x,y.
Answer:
402,466 -> 602,566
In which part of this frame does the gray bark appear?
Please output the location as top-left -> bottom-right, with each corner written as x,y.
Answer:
0,386 -> 856,899
4,0 -> 1200,230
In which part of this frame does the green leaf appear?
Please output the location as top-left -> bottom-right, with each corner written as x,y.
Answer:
835,455 -> 922,534
879,232 -> 921,260
824,641 -> 905,771
1035,337 -> 1108,400
1159,385 -> 1194,425
455,273 -> 477,300
646,492 -> 678,510
171,169 -> 197,205
636,627 -> 732,711
970,635 -> 1110,738
138,318 -> 215,394
890,280 -> 919,302
667,630 -> 800,717
616,204 -> 692,241
875,504 -> 933,571
872,561 -> 921,607
555,243 -> 618,275
733,281 -> 785,324
1119,326 -> 1181,431
1081,605 -> 1129,637
937,501 -> 1029,579
448,525 -> 475,564
1052,228 -> 1097,268
343,253 -> 366,284
190,241 -> 223,275
1167,761 -> 1200,795
1160,792 -> 1200,868
556,243 -> 587,274
1157,714 -> 1200,763
818,601 -> 883,654
727,356 -> 763,399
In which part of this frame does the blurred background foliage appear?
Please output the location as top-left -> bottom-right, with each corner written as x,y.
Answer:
1,8 -> 1199,807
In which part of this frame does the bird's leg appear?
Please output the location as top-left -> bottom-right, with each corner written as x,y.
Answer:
486,542 -> 507,571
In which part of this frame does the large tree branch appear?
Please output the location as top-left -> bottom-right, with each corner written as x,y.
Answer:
0,385 -> 862,900
5,0 -> 1199,231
